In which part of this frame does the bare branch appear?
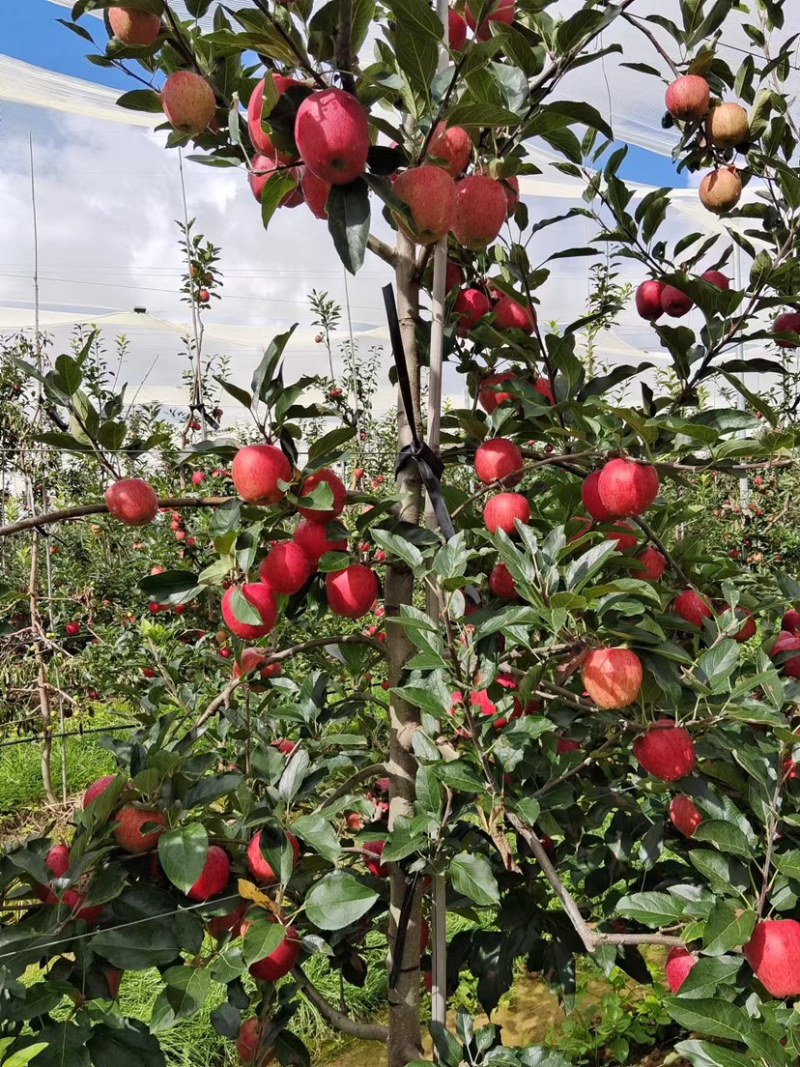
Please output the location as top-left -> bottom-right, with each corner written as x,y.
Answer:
292,965 -> 389,1043
0,496 -> 233,539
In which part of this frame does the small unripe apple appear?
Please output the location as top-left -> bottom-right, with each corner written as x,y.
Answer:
633,720 -> 696,781
699,168 -> 742,214
582,647 -> 643,709
106,478 -> 159,526
294,88 -> 370,185
635,280 -> 665,321
474,438 -> 523,485
108,6 -> 162,46
669,795 -> 703,838
597,458 -> 659,518
451,175 -> 507,250
665,946 -> 697,992
744,919 -> 800,998
706,102 -> 749,147
453,288 -> 491,335
483,492 -> 530,535
665,75 -> 710,120
161,71 -> 216,135
231,444 -> 292,505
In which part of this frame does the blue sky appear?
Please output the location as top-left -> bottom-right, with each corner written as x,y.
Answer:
4,0 -> 680,186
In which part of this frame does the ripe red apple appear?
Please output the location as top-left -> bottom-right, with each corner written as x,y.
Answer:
732,606 -> 756,643
465,0 -> 515,40
259,542 -> 314,595
113,806 -> 166,853
706,102 -> 749,147
207,901 -> 248,940
493,295 -> 536,334
186,845 -> 230,902
231,444 -> 292,505
597,458 -> 659,518
534,377 -> 555,406
247,831 -> 301,884
475,438 -> 523,485
445,261 -> 463,291
66,621 -> 81,637
454,288 -> 491,335
161,71 -> 216,135
581,470 -> 615,522
426,123 -> 472,177
635,280 -> 665,321
665,75 -> 710,120
222,583 -> 277,639
557,738 -> 581,755
108,6 -> 161,46
104,968 -> 123,999
582,647 -> 643,709
294,88 -> 369,185
293,520 -> 347,563
660,285 -> 693,318
364,840 -> 389,877
249,156 -> 303,207
393,166 -> 456,244
636,547 -> 666,582
452,175 -> 507,250
249,925 -> 302,981
770,630 -> 800,678
247,74 -> 302,160
699,168 -> 742,214
84,774 -> 117,809
669,795 -> 703,838
326,564 -> 379,619
483,492 -> 530,535
744,920 -> 800,998
773,312 -> 800,349
701,269 -> 730,289
478,371 -> 516,412
606,522 -> 638,552
490,563 -> 517,599
236,1017 -> 261,1064
46,843 -> 70,878
234,649 -> 281,685
633,720 -> 696,781
665,946 -> 697,992
297,469 -> 347,523
448,7 -> 468,49
783,609 -> 800,633
302,168 -> 331,220
105,478 -> 159,526
501,175 -> 519,215
672,589 -> 713,629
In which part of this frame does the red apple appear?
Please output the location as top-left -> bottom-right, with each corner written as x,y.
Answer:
249,924 -> 301,981
452,175 -> 507,250
660,285 -> 693,318
701,269 -> 730,289
236,1017 -> 262,1064
448,8 -> 468,49
249,155 -> 303,207
259,542 -> 314,595
744,920 -> 800,998
294,88 -> 370,185
534,377 -> 555,406
732,606 -> 756,643
445,261 -> 463,291
672,589 -> 714,629
597,458 -> 659,518
633,720 -> 696,781
247,831 -> 301,884
475,438 -> 523,485
581,470 -> 615,522
105,478 -> 159,526
582,647 -> 643,709
773,312 -> 800,349
161,71 -> 216,135
501,175 -> 519,215
185,845 -> 230,902
83,775 -> 117,809
393,165 -> 456,244
557,738 -> 581,755
699,168 -> 742,214
231,444 -> 292,505
426,123 -> 472,177
247,74 -> 302,160
493,295 -> 536,334
483,492 -> 530,535
490,563 -> 517,599
113,806 -> 166,853
706,102 -> 749,147
606,521 -> 639,552
297,469 -> 347,523
66,621 -> 81,637
108,6 -> 161,46
222,583 -> 277,639
293,520 -> 347,563
665,75 -> 710,120
478,371 -> 516,412
364,840 -> 389,877
326,564 -> 378,619
635,280 -> 665,322
636,547 -> 666,582
302,168 -> 331,220
669,795 -> 703,838
465,0 -> 515,40
665,946 -> 697,992
453,288 -> 491,335
783,609 -> 800,633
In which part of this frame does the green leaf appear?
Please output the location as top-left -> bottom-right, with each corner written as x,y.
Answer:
162,965 -> 213,1020
702,901 -> 756,956
695,640 -> 739,691
327,179 -> 370,275
3,1045 -> 50,1067
676,1040 -> 754,1067
450,852 -> 499,906
139,570 -> 199,606
616,892 -> 686,926
291,814 -> 342,862
157,825 -> 208,895
242,919 -> 286,965
304,871 -> 379,930
260,170 -> 298,231
434,761 -> 485,794
692,821 -> 752,859
371,529 -> 424,569
93,888 -> 179,969
676,956 -> 742,999
251,326 -> 297,403
116,89 -> 163,112
665,998 -> 753,1043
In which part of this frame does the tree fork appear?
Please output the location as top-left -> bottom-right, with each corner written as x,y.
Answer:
385,231 -> 425,1067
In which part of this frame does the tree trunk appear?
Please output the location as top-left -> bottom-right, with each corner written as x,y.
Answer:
385,233 -> 424,1067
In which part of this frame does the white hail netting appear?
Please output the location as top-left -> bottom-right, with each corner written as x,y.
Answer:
0,0 -> 793,414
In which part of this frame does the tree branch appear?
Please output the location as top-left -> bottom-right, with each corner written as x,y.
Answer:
368,234 -> 400,269
632,514 -> 691,588
0,496 -> 233,538
292,965 -> 389,1042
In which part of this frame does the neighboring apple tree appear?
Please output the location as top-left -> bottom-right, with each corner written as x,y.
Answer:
3,1 -> 800,1066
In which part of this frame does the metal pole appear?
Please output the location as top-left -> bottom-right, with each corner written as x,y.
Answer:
734,246 -> 749,513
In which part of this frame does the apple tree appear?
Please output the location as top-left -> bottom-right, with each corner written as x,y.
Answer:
3,1 -> 800,1066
